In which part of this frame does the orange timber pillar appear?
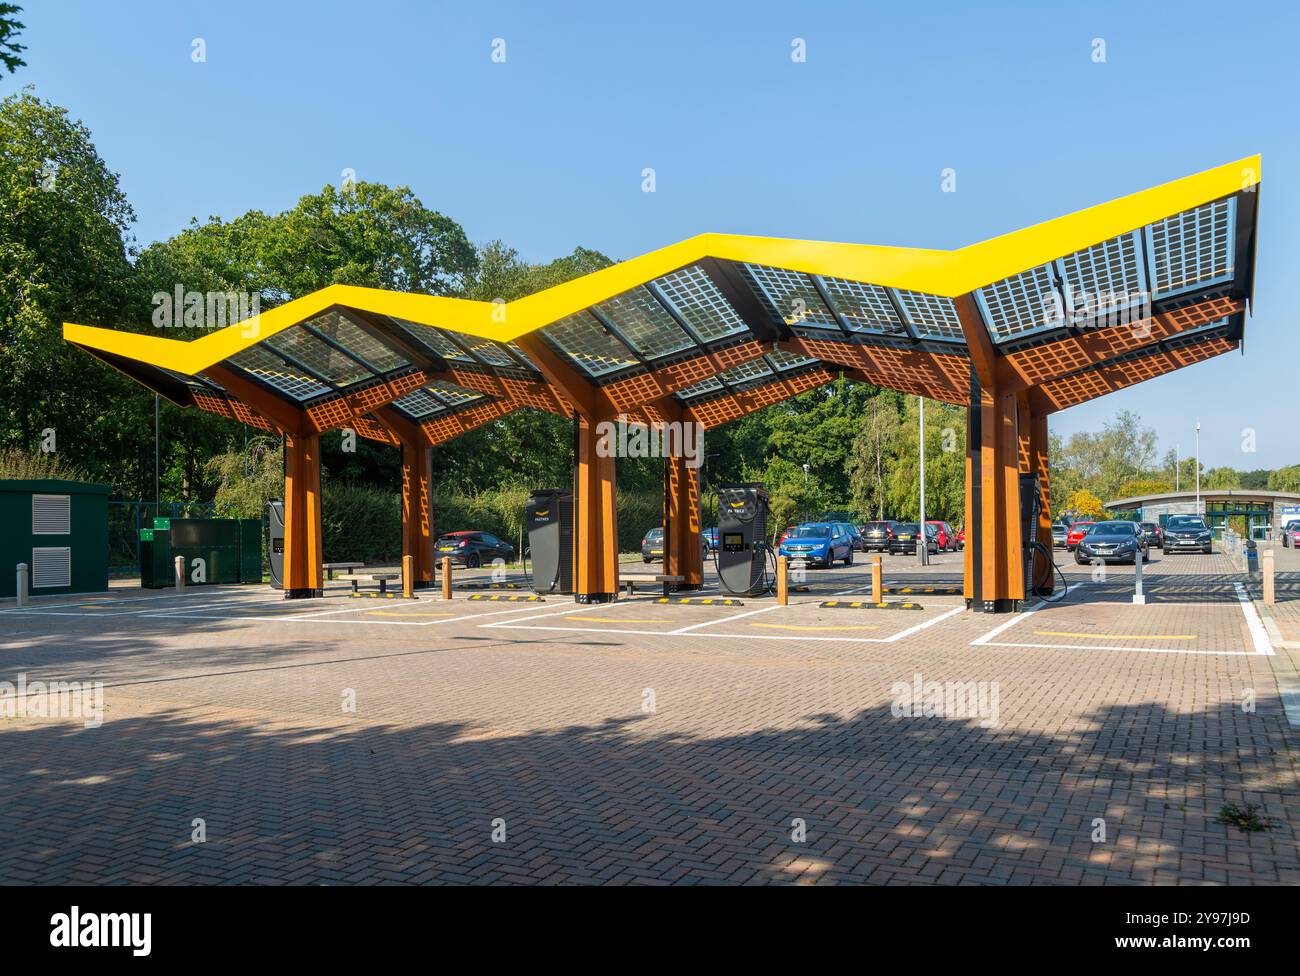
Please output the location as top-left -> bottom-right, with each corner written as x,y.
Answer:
401,439 -> 435,589
283,432 -> 324,599
665,452 -> 703,591
574,416 -> 619,603
962,382 -> 1025,612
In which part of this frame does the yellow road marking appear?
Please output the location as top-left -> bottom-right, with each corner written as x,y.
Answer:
751,623 -> 880,632
1035,630 -> 1196,640
567,616 -> 662,623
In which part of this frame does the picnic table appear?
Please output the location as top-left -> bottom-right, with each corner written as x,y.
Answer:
324,561 -> 364,581
337,572 -> 400,597
620,572 -> 684,598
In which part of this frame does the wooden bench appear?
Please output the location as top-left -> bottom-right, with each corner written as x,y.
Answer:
337,573 -> 400,597
620,572 -> 685,598
324,561 -> 364,581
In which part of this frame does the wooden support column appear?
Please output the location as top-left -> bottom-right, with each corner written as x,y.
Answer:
665,452 -> 703,590
961,372 -> 1025,612
574,416 -> 619,603
283,432 -> 323,598
401,439 -> 435,589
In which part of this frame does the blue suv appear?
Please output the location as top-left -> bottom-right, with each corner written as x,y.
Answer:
778,522 -> 854,568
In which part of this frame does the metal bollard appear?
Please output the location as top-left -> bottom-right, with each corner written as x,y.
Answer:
1245,540 -> 1259,581
441,557 -> 453,601
174,554 -> 186,592
15,562 -> 28,608
776,556 -> 789,606
402,554 -> 414,600
1132,547 -> 1146,605
871,554 -> 883,605
1263,549 -> 1275,605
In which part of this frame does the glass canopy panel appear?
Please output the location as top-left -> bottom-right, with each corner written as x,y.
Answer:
1145,198 -> 1235,299
227,345 -> 334,400
389,318 -> 474,362
818,277 -> 906,334
1055,231 -> 1147,327
674,375 -> 724,400
650,267 -> 749,343
742,264 -> 839,329
442,329 -> 517,367
426,379 -> 486,406
391,387 -> 448,418
505,342 -> 539,370
766,348 -> 818,371
718,358 -> 774,387
311,311 -> 410,373
540,312 -> 639,377
594,288 -> 695,360
975,265 -> 1062,342
265,325 -> 373,386
893,290 -> 965,341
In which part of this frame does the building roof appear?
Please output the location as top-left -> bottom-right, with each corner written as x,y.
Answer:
63,156 -> 1261,447
1106,488 -> 1300,509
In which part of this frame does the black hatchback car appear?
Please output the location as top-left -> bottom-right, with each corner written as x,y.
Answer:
860,520 -> 898,552
435,530 -> 516,568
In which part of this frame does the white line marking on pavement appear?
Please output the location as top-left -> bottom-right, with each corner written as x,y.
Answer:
884,605 -> 965,641
981,641 -> 1259,656
1233,582 -> 1274,655
667,603 -> 784,634
969,584 -> 1089,646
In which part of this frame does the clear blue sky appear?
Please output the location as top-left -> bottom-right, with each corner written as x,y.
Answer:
14,0 -> 1300,468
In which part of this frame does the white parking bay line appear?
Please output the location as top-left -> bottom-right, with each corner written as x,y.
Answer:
884,605 -> 965,642
1233,582 -> 1274,655
667,604 -> 784,634
969,584 -> 1089,647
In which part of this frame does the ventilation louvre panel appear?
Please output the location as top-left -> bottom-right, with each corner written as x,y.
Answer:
31,547 -> 71,588
32,494 -> 71,535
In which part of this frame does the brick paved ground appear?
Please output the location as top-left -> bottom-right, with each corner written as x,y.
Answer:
1,546 -> 1296,885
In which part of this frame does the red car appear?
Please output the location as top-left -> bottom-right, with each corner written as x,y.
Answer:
776,524 -> 799,545
927,520 -> 958,552
956,527 -> 965,549
1288,527 -> 1300,548
1066,521 -> 1095,549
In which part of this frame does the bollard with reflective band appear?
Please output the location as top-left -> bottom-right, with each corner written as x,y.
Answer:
776,556 -> 789,606
871,555 -> 883,605
1132,547 -> 1146,605
1245,540 -> 1259,581
402,555 -> 413,600
15,563 -> 28,608
441,557 -> 452,601
174,555 -> 186,592
1263,549 -> 1275,605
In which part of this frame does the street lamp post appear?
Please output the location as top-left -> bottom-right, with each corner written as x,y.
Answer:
917,396 -> 928,567
1194,420 -> 1201,514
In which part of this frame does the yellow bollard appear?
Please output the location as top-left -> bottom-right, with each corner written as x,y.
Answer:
441,556 -> 453,601
871,554 -> 882,605
776,556 -> 789,606
402,554 -> 414,599
1263,549 -> 1275,605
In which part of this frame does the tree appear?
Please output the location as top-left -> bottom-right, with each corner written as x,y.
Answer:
1116,478 -> 1172,499
847,392 -> 902,519
1065,488 -> 1107,520
882,397 -> 966,523
0,4 -> 24,74
1268,465 -> 1300,493
1203,466 -> 1240,490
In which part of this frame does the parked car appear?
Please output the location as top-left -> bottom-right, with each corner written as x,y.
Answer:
927,520 -> 958,552
436,530 -> 516,568
1139,521 -> 1163,549
1065,521 -> 1095,550
838,522 -> 866,551
860,520 -> 898,552
703,527 -> 719,552
890,522 -> 938,555
641,527 -> 709,563
1162,514 -> 1213,554
1073,520 -> 1149,565
1288,526 -> 1300,549
778,522 -> 854,567
1050,522 -> 1069,548
1282,519 -> 1300,547
956,526 -> 965,549
776,524 -> 799,546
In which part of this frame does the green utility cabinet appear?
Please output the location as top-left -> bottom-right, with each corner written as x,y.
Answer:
140,517 -> 262,588
0,479 -> 109,598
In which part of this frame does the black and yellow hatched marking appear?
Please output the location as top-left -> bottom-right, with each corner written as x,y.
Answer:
881,586 -> 962,595
349,592 -> 418,600
467,594 -> 544,602
456,582 -> 526,590
820,600 -> 923,610
653,597 -> 744,606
